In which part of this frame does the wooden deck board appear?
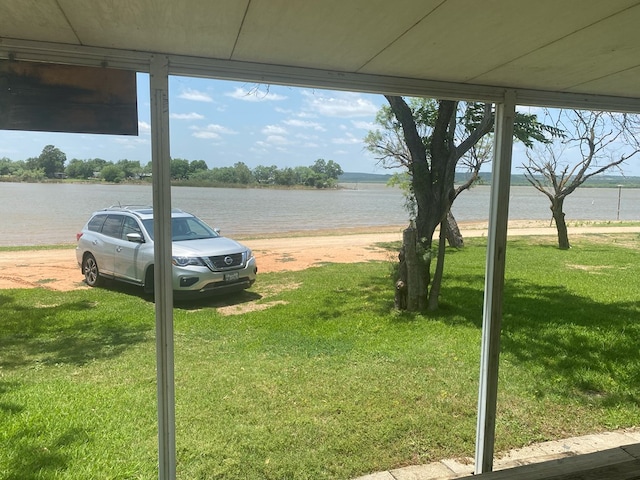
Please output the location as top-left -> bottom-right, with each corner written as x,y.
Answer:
622,444 -> 640,460
476,445 -> 640,480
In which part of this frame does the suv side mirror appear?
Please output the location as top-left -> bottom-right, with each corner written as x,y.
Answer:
126,233 -> 145,243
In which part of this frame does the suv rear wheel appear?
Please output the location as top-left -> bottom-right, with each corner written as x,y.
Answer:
143,265 -> 154,294
83,253 -> 103,287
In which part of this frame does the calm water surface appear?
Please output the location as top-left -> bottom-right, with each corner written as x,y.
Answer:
0,182 -> 637,246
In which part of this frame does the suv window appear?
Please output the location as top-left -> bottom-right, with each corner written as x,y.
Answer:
122,216 -> 142,240
141,216 -> 218,241
101,214 -> 125,238
184,217 -> 216,239
87,214 -> 107,232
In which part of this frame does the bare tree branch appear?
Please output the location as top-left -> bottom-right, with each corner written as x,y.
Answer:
521,108 -> 640,249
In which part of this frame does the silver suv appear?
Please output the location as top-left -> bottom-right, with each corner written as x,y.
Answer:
76,206 -> 257,296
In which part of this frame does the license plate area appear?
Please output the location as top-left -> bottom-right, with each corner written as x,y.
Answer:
224,272 -> 239,282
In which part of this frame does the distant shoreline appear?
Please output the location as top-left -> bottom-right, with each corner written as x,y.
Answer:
232,219 -> 640,241
2,176 -> 640,188
3,220 -> 638,251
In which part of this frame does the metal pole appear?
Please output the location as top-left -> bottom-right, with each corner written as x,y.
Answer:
150,55 -> 176,480
617,185 -> 622,221
474,91 -> 516,474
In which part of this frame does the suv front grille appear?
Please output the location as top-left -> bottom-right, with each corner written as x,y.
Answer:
206,253 -> 244,271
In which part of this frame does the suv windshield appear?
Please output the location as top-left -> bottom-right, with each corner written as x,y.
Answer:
142,217 -> 219,241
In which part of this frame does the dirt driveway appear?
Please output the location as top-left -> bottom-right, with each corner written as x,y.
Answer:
1,222 -> 637,292
0,231 -> 403,292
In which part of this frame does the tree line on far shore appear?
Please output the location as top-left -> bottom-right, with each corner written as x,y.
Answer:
0,148 -> 344,188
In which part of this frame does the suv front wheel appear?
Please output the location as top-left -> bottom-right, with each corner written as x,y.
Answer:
83,253 -> 103,287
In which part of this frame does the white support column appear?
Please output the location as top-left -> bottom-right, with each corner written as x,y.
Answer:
474,90 -> 516,474
149,55 -> 176,480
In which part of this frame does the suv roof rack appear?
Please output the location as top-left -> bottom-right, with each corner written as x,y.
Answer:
104,205 -> 152,211
101,205 -> 187,216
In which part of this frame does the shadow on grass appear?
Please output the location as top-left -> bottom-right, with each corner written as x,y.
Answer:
175,289 -> 262,310
500,278 -> 640,405
430,272 -> 640,407
0,380 -> 24,415
92,278 -> 263,311
307,265 -> 396,319
0,293 -> 149,368
2,426 -> 90,480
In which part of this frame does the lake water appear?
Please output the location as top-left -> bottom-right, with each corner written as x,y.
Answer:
0,182 -> 638,246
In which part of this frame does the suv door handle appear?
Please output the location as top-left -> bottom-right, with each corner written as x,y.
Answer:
116,246 -> 122,252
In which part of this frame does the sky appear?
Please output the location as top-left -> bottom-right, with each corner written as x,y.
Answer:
1,74 -> 639,176
0,74 -> 391,174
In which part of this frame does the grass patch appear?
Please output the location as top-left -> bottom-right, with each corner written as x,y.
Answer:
1,235 -> 639,478
568,220 -> 640,228
0,244 -> 75,252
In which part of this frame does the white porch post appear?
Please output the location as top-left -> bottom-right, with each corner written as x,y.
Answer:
474,90 -> 516,474
150,55 -> 176,480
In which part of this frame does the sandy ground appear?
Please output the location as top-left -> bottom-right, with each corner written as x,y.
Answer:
0,221 -> 638,292
0,231 -> 402,292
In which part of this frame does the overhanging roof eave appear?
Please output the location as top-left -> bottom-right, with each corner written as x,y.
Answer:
2,37 -> 640,112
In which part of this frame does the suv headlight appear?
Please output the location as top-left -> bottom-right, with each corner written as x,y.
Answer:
246,249 -> 254,260
172,256 -> 205,267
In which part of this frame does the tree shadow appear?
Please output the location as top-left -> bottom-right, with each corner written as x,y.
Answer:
306,266 -> 397,319
430,273 -> 640,407
91,278 -> 264,311
2,425 -> 91,480
499,278 -> 640,405
0,293 -> 149,368
175,289 -> 262,311
0,380 -> 24,415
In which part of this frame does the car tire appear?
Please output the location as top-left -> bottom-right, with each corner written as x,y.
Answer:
83,253 -> 103,287
143,266 -> 154,295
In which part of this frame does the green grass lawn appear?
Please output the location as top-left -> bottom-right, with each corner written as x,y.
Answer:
1,234 -> 639,479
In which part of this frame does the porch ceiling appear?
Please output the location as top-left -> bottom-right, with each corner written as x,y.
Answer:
1,0 -> 639,107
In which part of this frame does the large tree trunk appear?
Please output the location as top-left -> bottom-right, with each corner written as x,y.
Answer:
385,97 -> 462,312
551,197 -> 570,250
400,225 -> 427,311
445,210 -> 464,248
428,218 -> 448,310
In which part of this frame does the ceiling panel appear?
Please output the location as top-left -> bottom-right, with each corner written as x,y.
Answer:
0,0 -> 639,106
360,0 -> 638,85
58,0 -> 249,58
0,0 -> 78,44
232,0 -> 444,70
472,4 -> 640,91
569,66 -> 640,98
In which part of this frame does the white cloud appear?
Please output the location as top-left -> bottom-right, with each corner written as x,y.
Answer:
265,135 -> 290,145
294,133 -> 320,141
114,137 -> 148,148
226,87 -> 287,102
138,121 -> 151,134
262,125 -> 288,135
250,145 -> 269,154
192,131 -> 220,139
303,91 -> 378,118
179,88 -> 213,102
332,132 -> 360,145
170,112 -> 205,120
190,124 -> 237,139
283,119 -> 326,131
352,120 -> 377,130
